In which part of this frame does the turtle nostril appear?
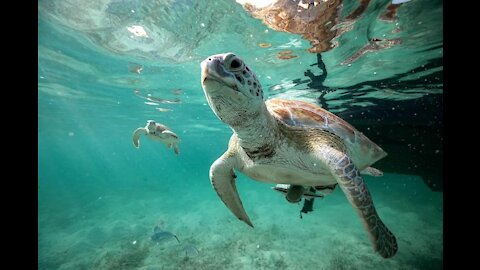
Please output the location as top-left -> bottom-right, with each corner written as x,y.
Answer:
235,74 -> 243,84
208,58 -> 212,61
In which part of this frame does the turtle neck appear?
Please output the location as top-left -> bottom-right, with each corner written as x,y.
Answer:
231,103 -> 279,157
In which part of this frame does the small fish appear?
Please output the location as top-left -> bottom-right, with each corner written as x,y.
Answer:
134,89 -> 151,100
144,101 -> 160,106
258,43 -> 272,48
151,226 -> 180,243
147,96 -> 181,104
155,107 -> 172,112
172,89 -> 183,95
128,63 -> 143,74
135,89 -> 182,104
183,243 -> 199,257
160,98 -> 182,104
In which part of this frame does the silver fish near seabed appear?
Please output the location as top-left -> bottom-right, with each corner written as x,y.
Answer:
151,226 -> 180,243
183,243 -> 200,258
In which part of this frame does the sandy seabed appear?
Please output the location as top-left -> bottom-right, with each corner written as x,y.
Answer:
39,173 -> 442,270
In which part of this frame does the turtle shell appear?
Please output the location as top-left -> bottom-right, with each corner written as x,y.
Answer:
266,98 -> 387,170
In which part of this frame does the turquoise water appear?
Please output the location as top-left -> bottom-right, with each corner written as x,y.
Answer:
38,0 -> 442,269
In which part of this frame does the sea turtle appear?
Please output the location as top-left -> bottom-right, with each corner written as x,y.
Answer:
200,53 -> 397,258
132,120 -> 180,154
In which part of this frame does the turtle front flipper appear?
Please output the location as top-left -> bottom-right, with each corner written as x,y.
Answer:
210,153 -> 253,227
317,146 -> 397,258
132,128 -> 147,148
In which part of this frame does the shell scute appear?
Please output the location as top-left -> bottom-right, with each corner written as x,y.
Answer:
266,98 -> 386,169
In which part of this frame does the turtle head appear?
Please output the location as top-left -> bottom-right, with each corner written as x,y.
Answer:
146,120 -> 156,133
201,53 -> 264,125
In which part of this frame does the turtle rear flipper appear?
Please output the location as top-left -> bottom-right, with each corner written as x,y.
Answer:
361,167 -> 384,177
132,128 -> 146,148
318,146 -> 398,258
173,144 -> 180,155
166,143 -> 180,155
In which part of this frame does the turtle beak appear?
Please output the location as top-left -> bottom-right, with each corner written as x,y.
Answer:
201,55 -> 235,88
201,57 -> 224,86
201,56 -> 220,85
200,60 -> 209,85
